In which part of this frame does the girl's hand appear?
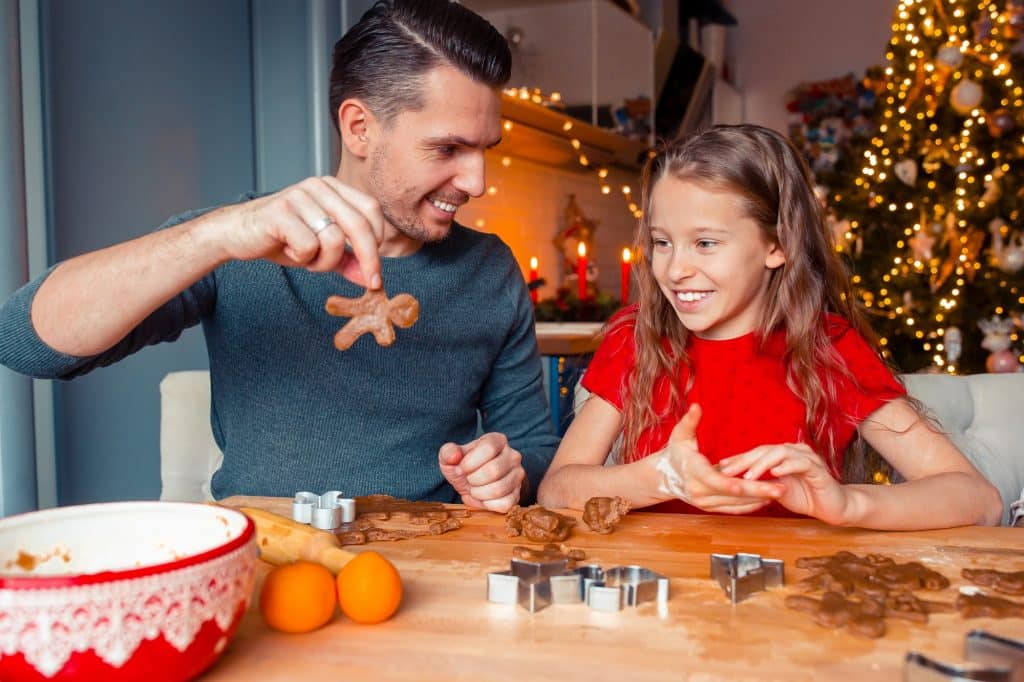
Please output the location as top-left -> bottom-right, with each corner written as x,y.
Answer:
652,404 -> 784,514
717,444 -> 851,525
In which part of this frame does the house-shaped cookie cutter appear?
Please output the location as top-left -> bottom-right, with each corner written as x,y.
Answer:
486,559 -> 669,613
291,490 -> 356,530
710,552 -> 785,604
905,630 -> 1024,681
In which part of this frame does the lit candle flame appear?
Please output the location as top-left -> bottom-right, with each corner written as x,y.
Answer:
578,242 -> 587,257
622,247 -> 631,263
529,256 -> 538,269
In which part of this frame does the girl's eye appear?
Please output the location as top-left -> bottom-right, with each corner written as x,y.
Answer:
696,239 -> 717,249
652,238 -> 671,249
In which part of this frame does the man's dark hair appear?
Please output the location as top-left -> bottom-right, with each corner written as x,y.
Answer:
329,0 -> 512,132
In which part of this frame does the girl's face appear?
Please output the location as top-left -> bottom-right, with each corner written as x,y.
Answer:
649,176 -> 785,340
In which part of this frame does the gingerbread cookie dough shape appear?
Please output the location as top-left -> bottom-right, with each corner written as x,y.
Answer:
325,288 -> 419,350
333,494 -> 469,546
506,505 -> 576,543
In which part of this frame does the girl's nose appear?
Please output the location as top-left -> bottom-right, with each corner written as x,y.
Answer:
667,250 -> 695,281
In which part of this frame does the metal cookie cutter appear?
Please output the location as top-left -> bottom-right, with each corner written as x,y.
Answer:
291,490 -> 356,530
587,566 -> 671,613
710,552 -> 785,604
487,558 -> 570,612
905,630 -> 1024,682
487,560 -> 669,613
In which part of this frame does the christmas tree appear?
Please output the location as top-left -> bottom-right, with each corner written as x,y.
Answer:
825,0 -> 1024,374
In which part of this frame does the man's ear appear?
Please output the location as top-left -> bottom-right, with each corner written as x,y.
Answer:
765,241 -> 786,270
338,99 -> 374,158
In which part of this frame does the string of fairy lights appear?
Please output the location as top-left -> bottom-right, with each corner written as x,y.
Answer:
498,86 -> 644,220
833,0 -> 1024,373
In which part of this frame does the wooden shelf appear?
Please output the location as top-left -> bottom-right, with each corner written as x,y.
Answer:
535,321 -> 604,356
500,94 -> 649,172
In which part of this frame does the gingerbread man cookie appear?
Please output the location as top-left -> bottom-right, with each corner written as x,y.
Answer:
325,288 -> 419,350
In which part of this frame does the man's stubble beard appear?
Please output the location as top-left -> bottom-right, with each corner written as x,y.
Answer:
368,144 -> 448,245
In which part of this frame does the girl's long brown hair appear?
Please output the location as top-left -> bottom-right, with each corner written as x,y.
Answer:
616,124 -> 882,477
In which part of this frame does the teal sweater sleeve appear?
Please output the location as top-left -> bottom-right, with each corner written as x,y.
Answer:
0,207 -> 217,379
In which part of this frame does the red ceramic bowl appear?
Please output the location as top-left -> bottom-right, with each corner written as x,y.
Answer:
0,501 -> 257,681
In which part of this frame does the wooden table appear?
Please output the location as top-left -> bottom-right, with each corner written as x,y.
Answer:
204,499 -> 1024,681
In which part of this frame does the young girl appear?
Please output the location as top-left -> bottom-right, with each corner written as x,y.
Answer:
537,124 -> 1002,530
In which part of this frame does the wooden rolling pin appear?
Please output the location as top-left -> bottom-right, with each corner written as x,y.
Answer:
239,506 -> 356,574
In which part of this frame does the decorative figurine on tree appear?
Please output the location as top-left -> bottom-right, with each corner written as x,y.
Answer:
978,315 -> 1020,373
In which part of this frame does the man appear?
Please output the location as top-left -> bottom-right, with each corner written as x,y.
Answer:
0,0 -> 557,510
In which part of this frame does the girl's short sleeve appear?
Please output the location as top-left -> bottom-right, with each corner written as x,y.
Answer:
580,312 -> 637,412
830,319 -> 907,423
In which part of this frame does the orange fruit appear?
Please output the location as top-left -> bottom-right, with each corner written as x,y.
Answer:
336,551 -> 403,624
259,560 -> 337,633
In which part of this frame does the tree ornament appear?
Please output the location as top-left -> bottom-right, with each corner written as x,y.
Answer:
987,109 -> 1017,136
987,349 -> 1019,372
982,175 -> 1003,203
1006,0 -> 1024,39
894,159 -> 918,186
936,44 -> 964,70
973,13 -> 994,43
944,326 -> 963,365
828,215 -> 852,246
979,315 -> 1019,372
988,218 -> 1024,273
951,79 -> 983,114
908,229 -> 936,261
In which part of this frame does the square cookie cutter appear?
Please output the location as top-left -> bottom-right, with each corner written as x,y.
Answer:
487,559 -> 669,613
291,490 -> 356,530
710,552 -> 785,604
905,630 -> 1024,681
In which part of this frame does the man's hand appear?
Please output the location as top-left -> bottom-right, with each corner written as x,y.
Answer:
212,176 -> 385,288
438,433 -> 526,513
650,404 -> 784,514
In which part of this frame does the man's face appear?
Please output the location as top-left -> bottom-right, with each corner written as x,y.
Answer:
366,65 -> 502,252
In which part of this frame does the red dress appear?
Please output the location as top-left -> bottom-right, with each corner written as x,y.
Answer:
580,308 -> 906,516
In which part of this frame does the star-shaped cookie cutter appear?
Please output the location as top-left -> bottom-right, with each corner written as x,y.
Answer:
710,552 -> 785,604
905,630 -> 1024,681
486,559 -> 669,613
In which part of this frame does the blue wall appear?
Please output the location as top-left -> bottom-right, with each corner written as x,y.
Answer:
43,0 -> 254,503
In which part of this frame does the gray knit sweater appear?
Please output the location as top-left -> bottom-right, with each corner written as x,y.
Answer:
0,203 -> 558,502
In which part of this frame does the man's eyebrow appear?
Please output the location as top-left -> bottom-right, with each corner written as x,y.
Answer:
424,135 -> 502,149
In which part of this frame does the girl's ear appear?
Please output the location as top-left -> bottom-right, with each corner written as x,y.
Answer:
765,241 -> 786,270
338,99 -> 375,159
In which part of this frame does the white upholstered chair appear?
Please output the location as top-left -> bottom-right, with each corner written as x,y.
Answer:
159,371 -> 223,503
574,372 -> 1024,525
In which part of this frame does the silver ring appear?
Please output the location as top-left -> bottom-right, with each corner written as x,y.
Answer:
309,215 -> 333,234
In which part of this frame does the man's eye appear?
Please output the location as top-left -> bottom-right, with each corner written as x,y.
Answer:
436,146 -> 457,157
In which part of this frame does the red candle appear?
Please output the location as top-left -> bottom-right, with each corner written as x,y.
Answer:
528,256 -> 539,304
620,247 -> 632,303
576,242 -> 588,300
